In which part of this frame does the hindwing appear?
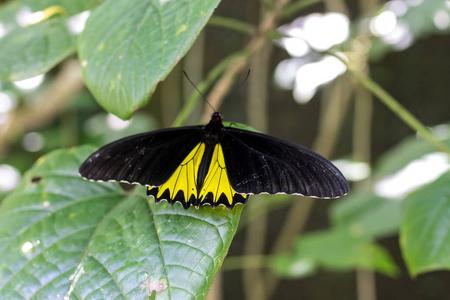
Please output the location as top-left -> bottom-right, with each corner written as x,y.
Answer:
147,142 -> 248,209
220,127 -> 349,198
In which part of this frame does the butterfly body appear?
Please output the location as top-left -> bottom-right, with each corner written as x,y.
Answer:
79,112 -> 349,209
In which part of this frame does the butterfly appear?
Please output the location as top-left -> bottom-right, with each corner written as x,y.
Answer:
79,112 -> 349,209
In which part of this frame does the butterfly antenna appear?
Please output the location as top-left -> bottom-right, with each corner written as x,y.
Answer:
183,71 -> 216,112
218,69 -> 251,111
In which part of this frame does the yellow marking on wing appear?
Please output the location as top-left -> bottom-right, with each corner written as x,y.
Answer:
156,143 -> 205,202
199,144 -> 236,205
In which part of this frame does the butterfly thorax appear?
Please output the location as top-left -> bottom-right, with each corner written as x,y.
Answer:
202,112 -> 224,144
196,112 -> 224,193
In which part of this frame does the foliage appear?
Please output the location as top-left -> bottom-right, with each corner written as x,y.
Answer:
273,130 -> 450,278
273,228 -> 399,278
401,170 -> 450,276
1,0 -> 450,299
0,0 -> 239,298
0,146 -> 242,299
78,0 -> 221,119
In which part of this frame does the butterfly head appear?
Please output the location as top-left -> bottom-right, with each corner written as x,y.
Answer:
211,112 -> 222,122
202,112 -> 224,143
208,112 -> 223,130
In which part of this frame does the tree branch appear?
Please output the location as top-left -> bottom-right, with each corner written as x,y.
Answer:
0,59 -> 84,158
200,0 -> 292,122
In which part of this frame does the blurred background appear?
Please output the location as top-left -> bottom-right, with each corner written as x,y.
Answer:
1,0 -> 450,299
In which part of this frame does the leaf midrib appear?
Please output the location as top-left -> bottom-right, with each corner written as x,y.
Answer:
64,194 -> 130,299
146,197 -> 172,299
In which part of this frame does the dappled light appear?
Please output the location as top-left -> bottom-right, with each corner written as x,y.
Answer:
0,22 -> 6,38
293,55 -> 346,103
106,113 -> 131,131
13,74 -> 45,91
434,9 -> 450,30
381,20 -> 413,50
1,0 -> 450,299
370,11 -> 398,37
0,92 -> 16,114
375,152 -> 450,198
15,6 -> 33,27
332,159 -> 371,182
22,132 -> 45,152
68,11 -> 90,35
0,164 -> 21,191
276,12 -> 349,102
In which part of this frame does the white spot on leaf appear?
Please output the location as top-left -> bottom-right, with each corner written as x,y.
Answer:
21,241 -> 33,253
141,279 -> 166,296
65,265 -> 85,300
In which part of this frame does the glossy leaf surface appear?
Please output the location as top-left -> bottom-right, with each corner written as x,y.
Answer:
401,170 -> 450,276
78,0 -> 221,119
0,18 -> 76,81
0,146 -> 242,299
272,229 -> 398,278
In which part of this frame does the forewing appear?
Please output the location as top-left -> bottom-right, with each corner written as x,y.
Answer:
221,128 -> 349,198
79,127 -> 203,186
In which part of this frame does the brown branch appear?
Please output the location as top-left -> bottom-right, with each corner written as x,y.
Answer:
201,2 -> 292,300
0,59 -> 84,158
201,0 -> 292,122
262,76 -> 353,299
243,15 -> 274,300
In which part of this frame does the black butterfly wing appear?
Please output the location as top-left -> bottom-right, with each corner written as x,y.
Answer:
220,127 -> 349,198
79,126 -> 203,186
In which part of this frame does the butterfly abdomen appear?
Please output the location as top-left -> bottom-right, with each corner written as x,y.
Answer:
196,143 -> 216,192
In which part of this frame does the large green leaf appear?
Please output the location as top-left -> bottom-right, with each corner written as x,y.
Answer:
0,0 -> 101,81
374,132 -> 450,178
0,146 -> 242,299
272,229 -> 399,278
330,190 -> 402,239
0,1 -> 24,33
0,18 -> 76,81
400,170 -> 450,276
77,0 -> 221,119
23,0 -> 100,16
331,127 -> 450,240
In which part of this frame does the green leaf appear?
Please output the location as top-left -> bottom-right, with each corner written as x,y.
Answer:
23,0 -> 100,16
0,1 -> 23,33
0,146 -> 242,299
330,189 -> 402,238
224,122 -> 258,133
400,170 -> 450,276
0,18 -> 76,81
0,146 -> 122,298
83,111 -> 158,146
272,229 -> 399,278
374,128 -> 450,178
77,0 -> 221,119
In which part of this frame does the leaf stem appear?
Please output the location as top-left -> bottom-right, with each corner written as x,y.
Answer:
343,59 -> 450,154
208,16 -> 256,35
172,51 -> 249,127
200,0 -> 292,121
26,5 -> 68,26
